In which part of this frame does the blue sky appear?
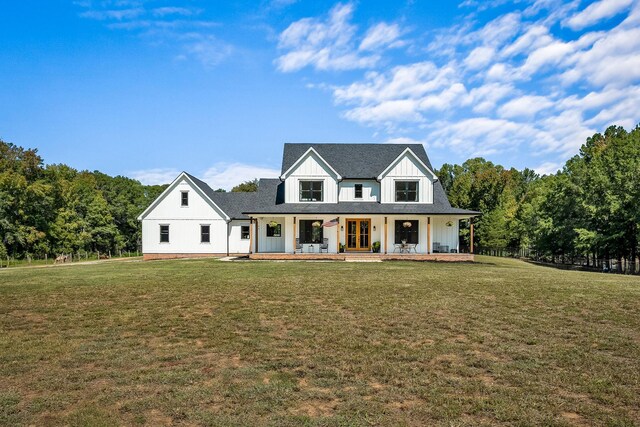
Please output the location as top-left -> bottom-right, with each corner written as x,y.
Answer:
1,0 -> 639,189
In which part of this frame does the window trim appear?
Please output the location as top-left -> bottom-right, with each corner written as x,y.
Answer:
240,225 -> 250,240
200,224 -> 210,244
394,220 -> 419,244
299,180 -> 324,202
181,190 -> 189,207
395,180 -> 419,202
266,223 -> 281,237
159,224 -> 170,243
354,183 -> 363,199
299,219 -> 324,244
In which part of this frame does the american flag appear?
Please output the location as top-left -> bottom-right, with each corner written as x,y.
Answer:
322,217 -> 339,227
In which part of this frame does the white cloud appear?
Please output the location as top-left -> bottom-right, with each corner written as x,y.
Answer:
565,0 -> 633,30
359,22 -> 404,51
498,95 -> 554,118
464,46 -> 495,69
131,163 -> 281,190
275,3 -> 407,72
201,163 -> 280,190
131,168 -> 180,185
152,7 -> 199,17
80,8 -> 143,20
534,161 -> 562,175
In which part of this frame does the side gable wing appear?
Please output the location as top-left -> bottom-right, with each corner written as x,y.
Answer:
137,172 -> 230,221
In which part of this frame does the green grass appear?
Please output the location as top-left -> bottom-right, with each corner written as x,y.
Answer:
1,257 -> 639,426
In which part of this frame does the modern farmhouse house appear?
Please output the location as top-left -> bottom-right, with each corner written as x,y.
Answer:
138,143 -> 479,260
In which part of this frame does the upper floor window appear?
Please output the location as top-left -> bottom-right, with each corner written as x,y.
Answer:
395,181 -> 418,202
160,225 -> 170,243
181,191 -> 189,206
354,184 -> 363,199
201,225 -> 210,243
299,181 -> 323,202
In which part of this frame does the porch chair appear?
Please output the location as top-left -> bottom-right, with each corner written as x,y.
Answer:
319,238 -> 329,253
295,238 -> 303,253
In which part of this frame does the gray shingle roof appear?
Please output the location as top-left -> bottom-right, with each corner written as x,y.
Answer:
281,143 -> 435,178
183,143 -> 479,218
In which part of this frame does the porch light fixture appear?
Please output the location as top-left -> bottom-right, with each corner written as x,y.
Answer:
341,225 -> 344,230
446,221 -> 453,227
373,225 -> 376,231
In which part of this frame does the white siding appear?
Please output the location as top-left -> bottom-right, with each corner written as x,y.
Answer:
228,220 -> 251,254
257,217 -> 286,253
380,154 -> 434,204
142,219 -> 228,254
284,151 -> 338,203
431,217 -> 459,253
338,180 -> 379,202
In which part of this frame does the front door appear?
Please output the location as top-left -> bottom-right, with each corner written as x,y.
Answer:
346,219 -> 371,251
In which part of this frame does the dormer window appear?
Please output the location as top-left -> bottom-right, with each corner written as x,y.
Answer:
354,184 -> 363,199
395,181 -> 418,202
299,181 -> 323,202
181,191 -> 189,206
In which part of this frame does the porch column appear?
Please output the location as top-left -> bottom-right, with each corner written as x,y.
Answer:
292,216 -> 297,254
336,217 -> 340,253
384,217 -> 388,254
427,217 -> 431,254
249,219 -> 253,254
254,219 -> 259,254
470,221 -> 474,254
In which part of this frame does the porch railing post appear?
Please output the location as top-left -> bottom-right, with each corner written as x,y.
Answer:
384,217 -> 388,254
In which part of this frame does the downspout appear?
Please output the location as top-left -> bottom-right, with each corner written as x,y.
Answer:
226,219 -> 231,256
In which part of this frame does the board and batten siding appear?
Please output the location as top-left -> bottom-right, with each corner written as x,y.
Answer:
380,154 -> 434,204
257,217 -> 286,253
284,151 -> 338,203
431,216 -> 459,253
338,180 -> 380,202
141,178 -> 230,254
228,220 -> 251,254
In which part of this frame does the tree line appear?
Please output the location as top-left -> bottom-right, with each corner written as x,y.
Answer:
437,124 -> 640,273
2,124 -> 638,272
0,139 -> 261,260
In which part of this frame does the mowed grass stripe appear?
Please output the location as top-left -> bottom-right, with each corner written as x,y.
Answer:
0,257 -> 639,426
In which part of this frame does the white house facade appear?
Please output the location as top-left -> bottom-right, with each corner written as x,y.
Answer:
138,143 -> 479,260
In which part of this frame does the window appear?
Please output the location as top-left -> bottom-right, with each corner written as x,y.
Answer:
160,225 -> 170,243
299,220 -> 323,244
299,181 -> 323,202
201,225 -> 210,243
241,225 -> 250,240
395,220 -> 419,244
395,181 -> 418,202
266,223 -> 281,237
181,191 -> 189,206
354,184 -> 363,199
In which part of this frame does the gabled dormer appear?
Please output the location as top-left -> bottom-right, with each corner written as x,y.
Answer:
280,147 -> 340,203
378,147 -> 437,204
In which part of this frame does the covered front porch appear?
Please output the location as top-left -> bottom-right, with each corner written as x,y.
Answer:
247,214 -> 475,258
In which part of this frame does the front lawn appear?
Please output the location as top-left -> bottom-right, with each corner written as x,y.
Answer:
1,257 -> 639,426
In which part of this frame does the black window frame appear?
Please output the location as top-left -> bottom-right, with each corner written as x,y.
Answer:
200,225 -> 210,243
395,220 -> 419,244
395,181 -> 419,202
240,225 -> 250,240
181,191 -> 189,207
266,223 -> 281,237
299,180 -> 323,202
299,220 -> 324,244
354,183 -> 363,199
160,224 -> 170,243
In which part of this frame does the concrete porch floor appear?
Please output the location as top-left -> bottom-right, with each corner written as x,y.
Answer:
248,253 -> 474,262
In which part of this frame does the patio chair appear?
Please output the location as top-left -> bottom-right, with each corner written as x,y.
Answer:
319,238 -> 329,253
295,238 -> 303,253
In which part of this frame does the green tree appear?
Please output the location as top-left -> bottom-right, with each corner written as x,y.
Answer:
231,179 -> 259,192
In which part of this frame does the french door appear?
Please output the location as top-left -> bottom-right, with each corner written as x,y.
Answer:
346,219 -> 371,251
